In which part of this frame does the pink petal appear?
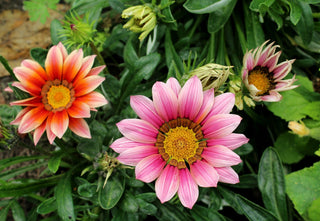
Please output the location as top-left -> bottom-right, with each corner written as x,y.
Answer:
21,59 -> 48,81
190,160 -> 219,187
110,137 -> 150,153
116,119 -> 158,143
74,76 -> 105,97
45,45 -> 63,80
50,110 -> 69,138
117,146 -> 158,166
256,41 -> 275,66
10,96 -> 42,107
215,167 -> 239,184
13,67 -> 43,95
202,145 -> 242,167
207,133 -> 249,150
166,77 -> 181,97
63,49 -> 83,82
260,91 -> 282,102
194,88 -> 215,124
86,65 -> 105,77
244,52 -> 254,71
72,55 -> 96,84
202,93 -> 235,125
4,86 -> 13,92
11,82 -> 29,94
155,165 -> 179,203
67,100 -> 91,118
152,81 -> 178,122
202,114 -> 242,139
178,168 -> 198,209
69,118 -> 91,138
57,42 -> 68,60
264,51 -> 281,72
273,59 -> 295,80
130,95 -> 164,128
45,114 -> 56,144
135,154 -> 166,183
178,76 -> 203,120
76,91 -> 108,108
18,106 -> 49,134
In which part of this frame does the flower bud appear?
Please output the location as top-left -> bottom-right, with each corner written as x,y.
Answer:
288,121 -> 310,137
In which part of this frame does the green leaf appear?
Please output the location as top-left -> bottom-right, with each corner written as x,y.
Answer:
120,194 -> 139,213
289,0 -> 302,25
11,200 -> 26,221
295,2 -> 314,45
0,200 -> 11,221
55,172 -> 75,221
101,74 -> 121,104
286,161 -> 320,216
249,0 -> 275,12
165,29 -> 184,77
274,132 -> 318,164
137,198 -> 157,215
206,0 -> 237,34
233,174 -> 258,189
0,175 -> 62,197
267,7 -> 283,30
50,19 -> 66,45
77,183 -> 97,198
23,0 -> 59,24
0,155 -> 47,172
48,153 -> 63,174
184,0 -> 233,14
258,148 -> 287,221
190,205 -> 226,221
161,0 -> 178,30
243,1 -> 265,49
77,136 -> 102,159
30,48 -> 48,67
98,175 -> 124,210
236,194 -> 279,221
37,197 -> 57,215
308,197 -> 320,221
217,187 -> 243,215
0,56 -> 17,81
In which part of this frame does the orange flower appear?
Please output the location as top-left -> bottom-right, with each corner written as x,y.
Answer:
10,42 -> 108,145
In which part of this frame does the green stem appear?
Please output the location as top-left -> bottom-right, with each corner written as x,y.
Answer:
313,12 -> 320,18
189,15 -> 202,40
232,13 -> 247,54
89,42 -> 109,75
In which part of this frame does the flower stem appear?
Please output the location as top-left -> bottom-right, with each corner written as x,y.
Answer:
89,42 -> 109,75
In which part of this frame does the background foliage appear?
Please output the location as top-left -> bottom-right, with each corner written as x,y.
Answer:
0,0 -> 320,220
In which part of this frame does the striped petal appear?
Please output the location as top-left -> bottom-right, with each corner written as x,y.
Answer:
116,119 -> 158,143
190,160 -> 219,187
57,42 -> 68,60
130,95 -> 163,128
110,137 -> 150,153
10,96 -> 42,107
86,65 -> 105,77
50,110 -> 69,138
18,106 -> 49,134
194,88 -> 215,124
215,167 -> 239,184
178,76 -> 203,120
155,165 -> 179,203
21,59 -> 47,81
33,121 -> 46,145
45,45 -> 63,80
63,49 -> 83,82
72,55 -> 96,84
135,154 -> 166,183
76,91 -> 108,109
118,146 -> 159,166
69,118 -> 91,138
10,107 -> 32,125
178,168 -> 198,209
202,114 -> 242,139
152,81 -> 178,122
45,114 -> 56,144
166,77 -> 181,97
67,100 -> 91,118
74,76 -> 105,97
207,133 -> 249,150
202,145 -> 242,167
13,67 -> 43,95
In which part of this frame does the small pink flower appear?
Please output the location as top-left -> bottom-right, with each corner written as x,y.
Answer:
110,76 -> 249,209
242,40 -> 298,102
10,42 -> 108,145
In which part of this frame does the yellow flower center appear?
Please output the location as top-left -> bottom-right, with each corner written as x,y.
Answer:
156,118 -> 206,169
41,79 -> 75,112
248,66 -> 274,96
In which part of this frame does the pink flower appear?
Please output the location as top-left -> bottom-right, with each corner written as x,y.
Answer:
110,76 -> 249,209
10,42 -> 108,145
242,40 -> 298,102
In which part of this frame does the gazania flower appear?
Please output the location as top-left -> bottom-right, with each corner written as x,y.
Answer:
10,42 -> 108,145
242,40 -> 298,102
110,76 -> 248,209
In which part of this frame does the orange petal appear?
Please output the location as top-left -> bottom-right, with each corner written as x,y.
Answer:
76,91 -> 108,108
10,107 -> 32,125
69,118 -> 91,138
72,55 -> 96,85
13,67 -> 44,95
12,82 -> 31,94
10,96 -> 42,107
86,65 -> 105,77
74,76 -> 105,97
50,110 -> 69,138
57,42 -> 68,61
21,59 -> 48,81
46,114 -> 56,144
33,121 -> 46,145
18,106 -> 49,133
63,49 -> 83,82
45,45 -> 63,80
67,100 -> 91,118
